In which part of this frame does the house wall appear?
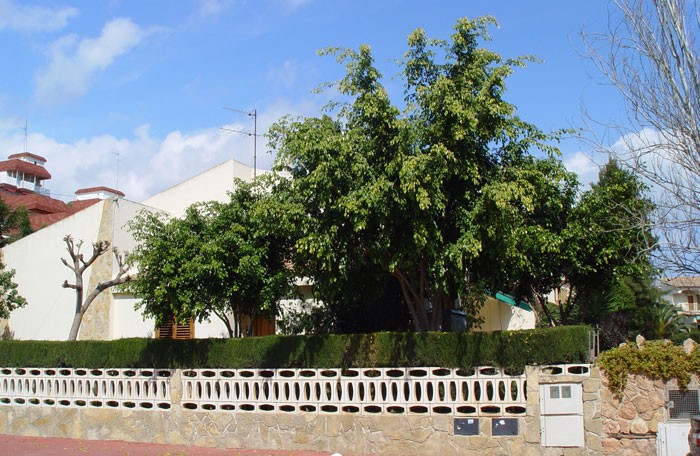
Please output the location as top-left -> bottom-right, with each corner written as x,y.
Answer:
141,159 -> 256,218
3,195 -> 231,341
475,298 -> 536,332
4,202 -> 105,340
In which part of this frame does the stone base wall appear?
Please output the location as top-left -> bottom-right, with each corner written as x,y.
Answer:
0,406 -> 598,456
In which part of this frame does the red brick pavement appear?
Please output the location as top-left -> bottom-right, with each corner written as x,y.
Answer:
0,434 -> 358,456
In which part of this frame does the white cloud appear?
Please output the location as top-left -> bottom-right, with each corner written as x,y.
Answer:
564,151 -> 600,189
0,0 -> 78,33
0,121 -> 267,203
34,18 -> 146,105
196,0 -> 237,19
0,97 -> 321,202
267,60 -> 299,88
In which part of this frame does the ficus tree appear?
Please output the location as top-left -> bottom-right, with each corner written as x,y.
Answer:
268,17 -> 576,331
61,235 -> 132,341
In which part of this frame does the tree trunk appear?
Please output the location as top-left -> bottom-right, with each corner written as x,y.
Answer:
68,312 -> 84,341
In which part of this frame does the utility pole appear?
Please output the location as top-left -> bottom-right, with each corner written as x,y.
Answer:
222,107 -> 258,179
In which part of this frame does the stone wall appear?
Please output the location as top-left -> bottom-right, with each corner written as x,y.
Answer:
601,373 -> 665,455
0,366 -> 603,455
79,199 -> 116,340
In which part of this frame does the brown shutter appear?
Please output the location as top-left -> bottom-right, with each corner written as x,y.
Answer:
155,318 -> 194,339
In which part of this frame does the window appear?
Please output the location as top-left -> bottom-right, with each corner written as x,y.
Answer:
155,318 -> 194,339
24,174 -> 34,183
690,295 -> 697,312
668,389 -> 699,420
549,385 -> 572,399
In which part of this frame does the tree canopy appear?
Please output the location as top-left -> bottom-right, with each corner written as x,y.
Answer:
268,17 -> 584,331
0,261 -> 26,320
0,200 -> 32,247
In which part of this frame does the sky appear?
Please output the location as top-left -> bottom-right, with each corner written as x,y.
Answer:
0,0 -> 622,202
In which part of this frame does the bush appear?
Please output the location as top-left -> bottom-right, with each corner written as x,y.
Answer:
0,326 -> 592,369
598,338 -> 700,394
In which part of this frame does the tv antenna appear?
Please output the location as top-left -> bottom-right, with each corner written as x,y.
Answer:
113,151 -> 120,191
20,120 -> 28,152
222,107 -> 258,178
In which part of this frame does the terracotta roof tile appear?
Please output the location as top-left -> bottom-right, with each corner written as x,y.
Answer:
75,186 -> 125,197
662,276 -> 700,289
0,159 -> 51,180
8,152 -> 47,163
0,192 -> 101,231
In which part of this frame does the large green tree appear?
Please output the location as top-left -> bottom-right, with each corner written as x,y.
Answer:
268,17 -> 575,331
0,200 -> 32,247
0,261 -> 26,320
566,161 -> 655,320
126,179 -> 296,337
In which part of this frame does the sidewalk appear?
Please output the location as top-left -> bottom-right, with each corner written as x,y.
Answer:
0,434 -> 350,456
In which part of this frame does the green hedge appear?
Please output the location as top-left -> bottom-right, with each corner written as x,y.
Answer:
0,326 -> 591,369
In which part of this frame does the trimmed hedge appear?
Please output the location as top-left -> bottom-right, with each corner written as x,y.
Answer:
0,325 -> 591,369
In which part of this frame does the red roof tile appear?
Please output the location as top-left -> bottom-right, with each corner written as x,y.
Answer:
29,200 -> 101,230
0,190 -> 101,231
75,186 -> 125,197
0,159 -> 51,180
8,152 -> 47,163
662,276 -> 700,289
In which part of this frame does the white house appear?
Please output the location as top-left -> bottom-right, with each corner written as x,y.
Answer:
476,293 -> 536,332
659,276 -> 700,329
2,156 -> 259,340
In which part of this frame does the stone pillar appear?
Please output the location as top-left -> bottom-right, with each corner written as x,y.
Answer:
77,200 -> 114,340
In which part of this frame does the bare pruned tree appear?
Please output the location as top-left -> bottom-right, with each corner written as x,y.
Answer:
584,0 -> 700,276
62,235 -> 132,341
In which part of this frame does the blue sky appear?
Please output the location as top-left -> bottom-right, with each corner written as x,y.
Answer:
0,0 -> 620,202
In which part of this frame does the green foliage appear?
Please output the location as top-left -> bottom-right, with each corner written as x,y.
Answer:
126,178 -> 296,337
647,302 -> 691,339
0,326 -> 591,369
560,160 -> 656,325
0,261 -> 26,319
0,200 -> 33,247
673,330 -> 700,345
598,339 -> 700,395
268,17 -> 578,331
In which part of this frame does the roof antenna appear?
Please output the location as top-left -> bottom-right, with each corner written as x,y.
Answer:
20,120 -> 28,153
221,107 -> 258,179
113,151 -> 120,191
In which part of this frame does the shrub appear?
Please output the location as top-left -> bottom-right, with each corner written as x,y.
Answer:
598,338 -> 700,394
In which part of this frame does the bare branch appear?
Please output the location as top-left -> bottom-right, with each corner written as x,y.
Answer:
61,234 -> 132,340
583,0 -> 700,276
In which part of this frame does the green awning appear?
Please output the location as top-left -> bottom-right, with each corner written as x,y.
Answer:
493,291 -> 533,312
